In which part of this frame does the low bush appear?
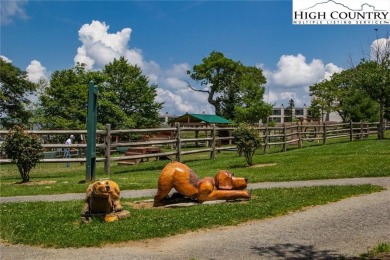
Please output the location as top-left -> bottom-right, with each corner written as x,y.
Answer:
1,125 -> 43,182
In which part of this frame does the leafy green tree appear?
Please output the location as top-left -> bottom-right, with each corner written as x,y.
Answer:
309,79 -> 338,122
39,64 -> 91,129
28,78 -> 51,129
97,95 -> 134,130
102,57 -> 163,128
0,58 -> 37,128
309,69 -> 379,123
234,66 -> 272,124
331,70 -> 379,122
187,51 -> 271,122
40,63 -> 126,129
284,99 -> 295,123
232,123 -> 261,166
39,58 -> 163,129
354,59 -> 390,139
342,92 -> 379,122
187,51 -> 239,117
1,125 -> 43,182
307,103 -> 321,120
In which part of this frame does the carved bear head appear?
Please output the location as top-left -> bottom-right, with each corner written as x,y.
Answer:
92,181 -> 111,198
214,170 -> 248,190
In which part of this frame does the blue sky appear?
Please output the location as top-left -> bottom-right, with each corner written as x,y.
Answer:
1,0 -> 389,116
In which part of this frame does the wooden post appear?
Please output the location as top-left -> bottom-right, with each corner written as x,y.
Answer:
282,124 -> 287,152
264,124 -> 268,154
264,124 -> 269,154
377,122 -> 381,139
298,123 -> 302,148
323,122 -> 327,145
104,124 -> 111,176
349,121 -> 353,142
210,124 -> 216,160
360,121 -> 363,139
175,122 -> 181,162
86,81 -> 98,182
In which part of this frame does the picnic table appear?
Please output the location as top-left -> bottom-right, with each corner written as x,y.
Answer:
127,147 -> 162,155
118,146 -> 170,166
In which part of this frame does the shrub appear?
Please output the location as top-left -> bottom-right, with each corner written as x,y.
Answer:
232,123 -> 261,166
2,125 -> 44,182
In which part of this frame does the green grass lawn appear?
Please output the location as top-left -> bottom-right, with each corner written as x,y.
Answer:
1,137 -> 388,248
0,184 -> 382,248
0,139 -> 390,196
0,138 -> 389,197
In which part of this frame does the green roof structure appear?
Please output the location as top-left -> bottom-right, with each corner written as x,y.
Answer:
172,113 -> 231,126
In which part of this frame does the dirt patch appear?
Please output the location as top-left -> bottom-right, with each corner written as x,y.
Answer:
250,163 -> 277,168
14,180 -> 57,185
123,200 -> 156,209
124,198 -> 250,210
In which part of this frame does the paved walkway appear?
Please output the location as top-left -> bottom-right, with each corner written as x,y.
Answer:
1,177 -> 390,259
1,177 -> 389,204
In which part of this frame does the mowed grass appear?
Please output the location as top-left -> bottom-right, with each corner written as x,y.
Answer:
0,138 -> 389,197
0,137 -> 387,247
0,184 -> 382,248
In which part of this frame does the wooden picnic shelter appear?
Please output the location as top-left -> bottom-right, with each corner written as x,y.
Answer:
171,113 -> 231,127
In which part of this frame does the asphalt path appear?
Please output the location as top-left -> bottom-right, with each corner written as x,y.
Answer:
1,177 -> 389,259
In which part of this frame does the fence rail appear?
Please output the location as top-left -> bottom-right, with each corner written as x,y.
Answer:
1,121 -> 388,174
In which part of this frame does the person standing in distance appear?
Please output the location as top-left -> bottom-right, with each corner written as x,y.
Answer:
64,135 -> 75,167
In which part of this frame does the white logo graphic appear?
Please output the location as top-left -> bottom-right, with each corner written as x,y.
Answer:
293,0 -> 390,25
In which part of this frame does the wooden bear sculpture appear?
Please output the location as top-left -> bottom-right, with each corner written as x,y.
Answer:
81,180 -> 123,216
153,161 -> 250,207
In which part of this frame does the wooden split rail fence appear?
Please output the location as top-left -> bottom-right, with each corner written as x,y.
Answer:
0,121 -> 388,174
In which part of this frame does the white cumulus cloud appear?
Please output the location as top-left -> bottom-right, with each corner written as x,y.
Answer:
263,54 -> 342,107
270,54 -> 326,87
156,65 -> 213,115
166,63 -> 191,78
165,77 -> 188,90
370,37 -> 390,62
0,55 -> 12,63
26,60 -> 48,83
324,63 -> 343,80
74,20 -> 144,70
156,88 -> 213,115
156,88 -> 195,115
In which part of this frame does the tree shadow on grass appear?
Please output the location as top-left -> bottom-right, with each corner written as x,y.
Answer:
251,243 -> 350,259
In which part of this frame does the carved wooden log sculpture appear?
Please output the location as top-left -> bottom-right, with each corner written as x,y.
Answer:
81,180 -> 123,216
153,161 -> 251,207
